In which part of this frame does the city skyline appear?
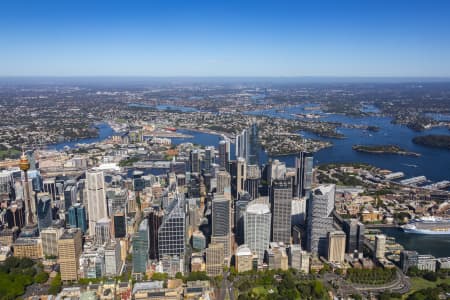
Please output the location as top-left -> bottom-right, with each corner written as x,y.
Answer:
1,0 -> 450,77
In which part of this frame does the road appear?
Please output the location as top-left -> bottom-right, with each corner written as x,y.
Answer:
218,272 -> 235,300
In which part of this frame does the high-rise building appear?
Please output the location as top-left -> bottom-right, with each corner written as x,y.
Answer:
235,192 -> 252,245
204,146 -> 214,172
236,158 -> 247,199
58,229 -> 82,281
64,184 -> 77,211
270,179 -> 292,244
109,188 -> 128,213
68,203 -> 87,233
291,197 -> 307,227
216,171 -> 231,195
43,178 -> 57,204
158,196 -> 186,259
95,218 -> 111,246
86,170 -> 108,236
211,194 -> 231,258
218,139 -> 230,171
206,242 -> 224,277
13,237 -> 43,259
244,202 -> 271,263
294,152 -> 313,198
269,160 -> 286,184
235,244 -> 253,273
306,185 -> 336,257
235,129 -> 249,160
245,164 -> 260,200
327,231 -> 346,263
148,209 -> 164,260
266,242 -> 288,271
112,211 -> 127,239
190,150 -> 200,174
400,250 -> 419,273
5,202 -> 25,229
375,234 -> 386,259
104,242 -> 122,276
37,193 -> 52,230
342,219 -> 365,254
133,219 -> 149,274
40,227 -> 63,257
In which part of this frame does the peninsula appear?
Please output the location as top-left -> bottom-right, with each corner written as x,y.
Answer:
412,135 -> 450,150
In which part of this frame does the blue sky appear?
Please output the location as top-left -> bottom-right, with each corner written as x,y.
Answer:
1,0 -> 450,77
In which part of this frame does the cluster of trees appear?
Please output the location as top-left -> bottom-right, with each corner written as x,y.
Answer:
0,257 -> 49,299
234,269 -> 328,300
407,267 -> 450,282
412,134 -> 450,150
118,156 -> 140,167
407,283 -> 450,300
346,267 -> 396,285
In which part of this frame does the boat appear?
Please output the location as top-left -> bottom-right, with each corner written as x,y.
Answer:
402,216 -> 450,235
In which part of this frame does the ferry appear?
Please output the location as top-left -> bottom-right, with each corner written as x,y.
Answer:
402,216 -> 450,235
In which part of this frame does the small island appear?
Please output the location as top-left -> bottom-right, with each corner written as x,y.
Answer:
352,144 -> 421,156
412,135 -> 450,150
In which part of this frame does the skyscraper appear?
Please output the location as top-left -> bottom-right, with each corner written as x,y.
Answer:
218,139 -> 230,171
133,219 -> 149,274
112,211 -> 127,239
216,170 -> 231,195
86,170 -> 108,236
306,184 -> 336,257
206,242 -> 224,277
375,234 -> 386,259
244,202 -> 271,263
342,219 -> 365,254
327,231 -> 346,263
68,203 -> 87,233
204,146 -> 214,173
269,160 -> 286,184
245,164 -> 260,200
236,157 -> 247,199
64,184 -> 77,211
211,194 -> 231,257
190,150 -> 200,174
95,218 -> 111,246
41,227 -> 63,257
158,196 -> 186,259
58,228 -> 82,281
37,193 -> 52,230
148,209 -> 164,260
294,152 -> 313,198
270,179 -> 292,244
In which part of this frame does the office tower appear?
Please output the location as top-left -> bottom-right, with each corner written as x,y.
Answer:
306,184 -> 336,257
245,164 -> 260,200
68,203 -> 87,233
327,231 -> 346,263
375,234 -> 386,259
95,218 -> 111,246
148,209 -> 164,260
158,196 -> 186,259
342,219 -> 365,254
244,202 -> 271,263
58,228 -> 82,281
79,249 -> 105,279
206,243 -> 224,276
19,151 -> 34,225
234,192 -> 251,245
32,174 -> 43,193
104,242 -> 122,276
86,170 -> 108,236
236,157 -> 247,199
269,160 -> 286,184
266,242 -> 288,271
133,219 -> 149,274
216,170 -> 231,195
112,211 -> 127,239
5,202 -> 25,229
211,194 -> 231,258
289,244 -> 303,271
270,179 -> 292,245
43,178 -> 57,203
291,197 -> 307,227
170,160 -> 186,175
40,227 -> 63,257
204,146 -> 214,172
37,193 -> 52,230
294,152 -> 313,198
109,188 -> 128,214
235,245 -> 253,273
247,123 -> 259,165
64,184 -> 77,211
0,170 -> 14,195
235,128 -> 249,160
218,139 -> 230,171
190,150 -> 200,173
